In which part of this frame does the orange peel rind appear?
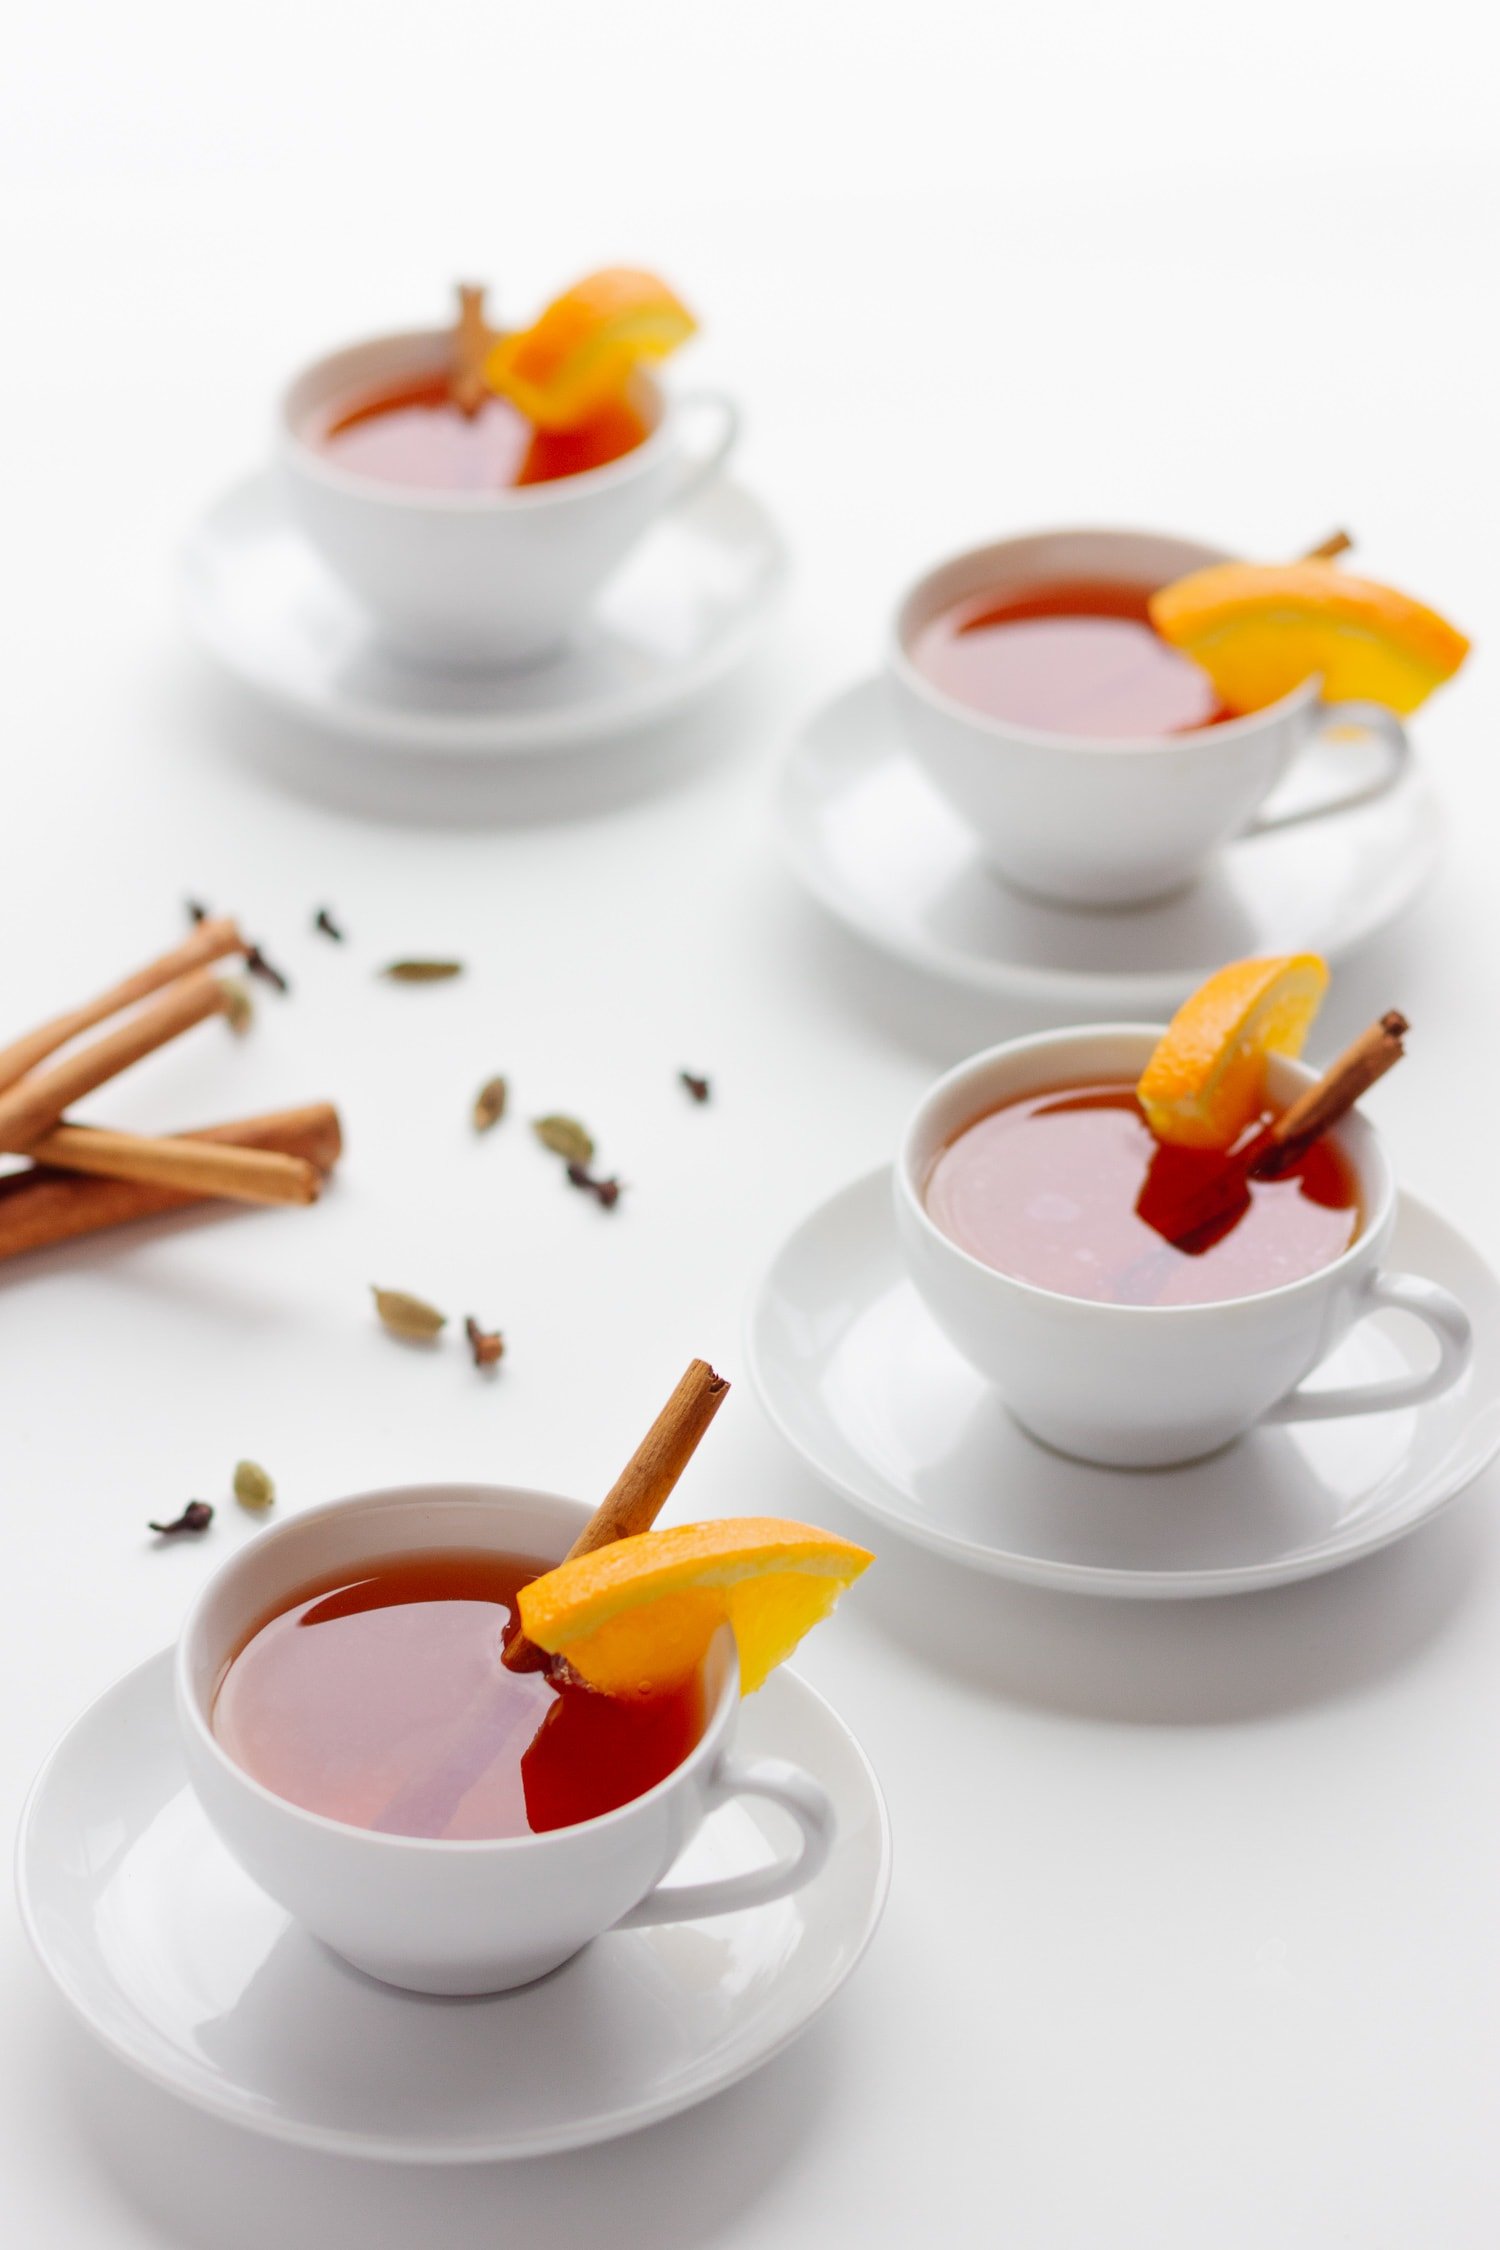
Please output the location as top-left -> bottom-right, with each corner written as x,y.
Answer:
484,267 -> 697,432
1148,561 -> 1469,718
1137,954 -> 1330,1152
517,1518 -> 873,1698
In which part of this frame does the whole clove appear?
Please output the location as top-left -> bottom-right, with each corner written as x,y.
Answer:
566,1160 -> 622,1209
150,1500 -> 214,1536
680,1071 -> 712,1104
245,942 -> 291,995
465,1315 -> 505,1367
313,907 -> 345,943
185,899 -> 209,925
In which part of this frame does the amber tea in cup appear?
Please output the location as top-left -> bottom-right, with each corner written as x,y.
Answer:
908,578 -> 1232,739
924,1081 -> 1360,1308
212,1547 -> 705,1840
310,371 -> 650,494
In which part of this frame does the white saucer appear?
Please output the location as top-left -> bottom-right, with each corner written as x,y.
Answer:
180,470 -> 788,754
776,679 -> 1444,1015
746,1168 -> 1500,1598
17,1649 -> 888,2161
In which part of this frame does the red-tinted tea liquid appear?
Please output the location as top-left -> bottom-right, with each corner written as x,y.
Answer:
314,371 -> 650,493
212,1549 -> 705,1840
925,1083 -> 1360,1308
909,578 -> 1232,738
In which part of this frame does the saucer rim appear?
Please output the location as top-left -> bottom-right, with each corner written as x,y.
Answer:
179,468 -> 790,757
15,1646 -> 892,2163
744,1165 -> 1500,1599
775,676 -> 1445,1012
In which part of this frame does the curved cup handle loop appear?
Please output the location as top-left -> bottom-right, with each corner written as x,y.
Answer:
1267,1269 -> 1472,1426
615,1754 -> 835,1930
1246,701 -> 1410,839
667,389 -> 741,512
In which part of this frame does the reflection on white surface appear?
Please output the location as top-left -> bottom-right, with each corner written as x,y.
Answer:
750,1170 -> 1500,1593
19,1653 -> 888,2159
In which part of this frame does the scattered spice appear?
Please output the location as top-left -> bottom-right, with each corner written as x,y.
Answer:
219,977 -> 254,1035
185,899 -> 209,925
313,907 -> 345,943
533,1114 -> 594,1165
373,1285 -> 448,1341
680,1071 -> 711,1104
465,1315 -> 505,1367
380,959 -> 464,983
150,1500 -> 213,1536
245,942 -> 291,996
566,1161 -> 622,1209
233,1459 -> 275,1510
472,1076 -> 508,1133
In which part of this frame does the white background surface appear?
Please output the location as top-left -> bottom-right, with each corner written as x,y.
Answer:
3,2 -> 1498,2241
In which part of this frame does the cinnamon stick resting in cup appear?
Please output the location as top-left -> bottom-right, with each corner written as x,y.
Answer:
503,1358 -> 730,1670
1137,1012 -> 1408,1252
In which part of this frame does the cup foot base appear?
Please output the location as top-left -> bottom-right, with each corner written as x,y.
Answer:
328,1937 -> 585,1998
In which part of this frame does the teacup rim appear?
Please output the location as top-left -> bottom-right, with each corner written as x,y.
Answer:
278,327 -> 678,515
176,1481 -> 738,1856
896,1022 -> 1393,1319
887,523 -> 1320,755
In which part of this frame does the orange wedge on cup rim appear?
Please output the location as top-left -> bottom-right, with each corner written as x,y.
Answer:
485,267 -> 698,433
1148,561 -> 1469,718
1137,954 -> 1329,1152
517,1518 -> 873,1697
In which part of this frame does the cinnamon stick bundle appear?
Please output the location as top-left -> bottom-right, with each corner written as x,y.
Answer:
0,1104 -> 342,1263
0,918 -> 244,1098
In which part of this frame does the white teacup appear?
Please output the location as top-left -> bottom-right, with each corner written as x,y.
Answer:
895,1027 -> 1472,1469
280,331 -> 739,669
888,528 -> 1410,908
176,1485 -> 834,1995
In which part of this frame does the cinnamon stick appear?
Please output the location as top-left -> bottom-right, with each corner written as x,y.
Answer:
1252,1011 -> 1408,1177
0,972 -> 228,1150
503,1358 -> 730,1670
452,283 -> 491,415
1141,1011 -> 1408,1253
1301,530 -> 1354,562
0,918 -> 244,1097
0,1103 -> 342,1263
27,1123 -> 321,1207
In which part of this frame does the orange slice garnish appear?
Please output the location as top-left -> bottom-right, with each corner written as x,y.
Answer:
517,1518 -> 873,1697
484,268 -> 697,432
1148,561 -> 1469,717
1137,955 -> 1329,1151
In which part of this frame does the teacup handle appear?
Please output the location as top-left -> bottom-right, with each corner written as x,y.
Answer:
615,1753 -> 835,1928
1244,702 -> 1410,838
1266,1269 -> 1472,1425
667,388 -> 741,511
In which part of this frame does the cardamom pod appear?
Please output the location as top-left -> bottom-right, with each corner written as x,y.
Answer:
219,978 -> 254,1035
372,1286 -> 448,1340
472,1076 -> 508,1132
233,1459 -> 275,1510
533,1114 -> 594,1165
379,960 -> 464,983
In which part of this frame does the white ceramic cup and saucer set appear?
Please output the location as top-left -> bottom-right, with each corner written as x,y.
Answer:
17,1484 -> 889,2159
180,321 -> 788,756
778,529 -> 1442,1016
748,1025 -> 1500,1598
